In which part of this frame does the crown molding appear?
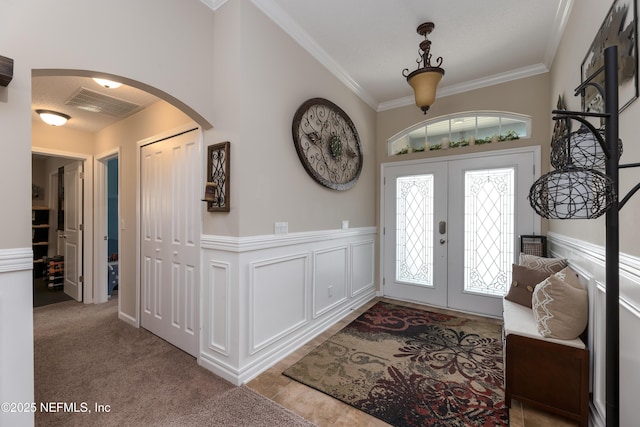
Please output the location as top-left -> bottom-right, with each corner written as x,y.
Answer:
205,0 -> 572,114
543,0 -> 575,67
199,0 -> 228,11
377,63 -> 550,112
249,0 -> 378,110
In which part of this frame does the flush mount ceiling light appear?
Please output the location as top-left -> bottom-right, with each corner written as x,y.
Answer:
93,78 -> 122,89
36,109 -> 70,126
402,22 -> 445,114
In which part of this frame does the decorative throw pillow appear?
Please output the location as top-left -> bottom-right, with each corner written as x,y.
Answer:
532,266 -> 588,340
505,264 -> 552,308
519,253 -> 567,274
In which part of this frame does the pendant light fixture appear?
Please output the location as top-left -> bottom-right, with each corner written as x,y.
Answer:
402,22 -> 445,114
36,109 -> 70,126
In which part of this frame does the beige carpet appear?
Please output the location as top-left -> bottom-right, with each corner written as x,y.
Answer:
34,298 -> 315,427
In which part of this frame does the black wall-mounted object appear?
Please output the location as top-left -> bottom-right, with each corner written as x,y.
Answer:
0,55 -> 14,87
205,141 -> 230,212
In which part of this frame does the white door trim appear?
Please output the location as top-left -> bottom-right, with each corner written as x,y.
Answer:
94,148 -> 121,307
379,145 -> 541,310
135,123 -> 202,330
32,146 -> 94,304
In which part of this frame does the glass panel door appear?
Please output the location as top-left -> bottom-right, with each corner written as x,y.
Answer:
383,162 -> 448,307
382,149 -> 539,317
448,152 -> 537,316
463,168 -> 515,296
396,174 -> 434,286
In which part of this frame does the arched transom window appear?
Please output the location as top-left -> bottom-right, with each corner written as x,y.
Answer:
388,111 -> 531,156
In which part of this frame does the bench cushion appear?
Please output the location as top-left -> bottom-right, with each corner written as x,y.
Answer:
503,298 -> 585,349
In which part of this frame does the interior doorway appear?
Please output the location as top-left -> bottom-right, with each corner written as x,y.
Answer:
95,149 -> 121,305
31,151 -> 92,306
32,147 -> 94,306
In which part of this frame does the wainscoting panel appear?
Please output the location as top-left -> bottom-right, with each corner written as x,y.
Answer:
200,227 -> 377,385
206,260 -> 231,356
0,248 -> 35,427
250,254 -> 309,353
548,232 -> 640,427
592,283 -> 606,420
313,246 -> 348,318
619,300 -> 640,427
351,240 -> 375,297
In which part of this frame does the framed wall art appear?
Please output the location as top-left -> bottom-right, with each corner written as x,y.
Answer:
205,141 -> 230,212
581,0 -> 638,113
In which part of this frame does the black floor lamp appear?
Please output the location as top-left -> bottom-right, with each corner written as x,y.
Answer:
529,45 -> 640,427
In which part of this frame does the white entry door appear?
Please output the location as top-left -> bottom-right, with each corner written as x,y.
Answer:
383,161 -> 448,307
382,150 -> 538,317
140,129 -> 200,357
64,161 -> 83,301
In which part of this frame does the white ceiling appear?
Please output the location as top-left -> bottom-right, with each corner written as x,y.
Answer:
32,76 -> 160,133
32,0 -> 573,132
251,0 -> 573,110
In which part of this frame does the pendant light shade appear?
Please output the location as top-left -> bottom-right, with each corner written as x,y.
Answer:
36,109 -> 70,126
402,22 -> 445,114
406,69 -> 443,113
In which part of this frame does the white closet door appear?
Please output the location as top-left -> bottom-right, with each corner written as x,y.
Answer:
141,130 -> 200,357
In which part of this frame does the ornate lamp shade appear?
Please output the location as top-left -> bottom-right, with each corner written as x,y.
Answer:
403,22 -> 445,114
528,165 -> 615,219
406,68 -> 444,114
551,124 -> 622,170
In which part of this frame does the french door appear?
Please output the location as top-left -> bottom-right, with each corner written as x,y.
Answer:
382,149 -> 539,317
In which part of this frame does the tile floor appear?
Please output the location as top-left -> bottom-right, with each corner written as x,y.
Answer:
248,297 -> 579,427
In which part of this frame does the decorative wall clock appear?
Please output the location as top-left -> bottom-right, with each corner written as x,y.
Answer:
292,98 -> 362,190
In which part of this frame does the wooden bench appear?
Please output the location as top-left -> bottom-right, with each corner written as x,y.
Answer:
503,299 -> 589,427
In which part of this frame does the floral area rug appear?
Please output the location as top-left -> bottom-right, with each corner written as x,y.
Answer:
283,302 -> 508,426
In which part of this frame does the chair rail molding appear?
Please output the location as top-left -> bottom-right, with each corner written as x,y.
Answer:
201,226 -> 377,252
0,247 -> 32,273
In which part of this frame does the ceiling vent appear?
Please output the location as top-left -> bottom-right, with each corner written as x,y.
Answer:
65,87 -> 143,118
